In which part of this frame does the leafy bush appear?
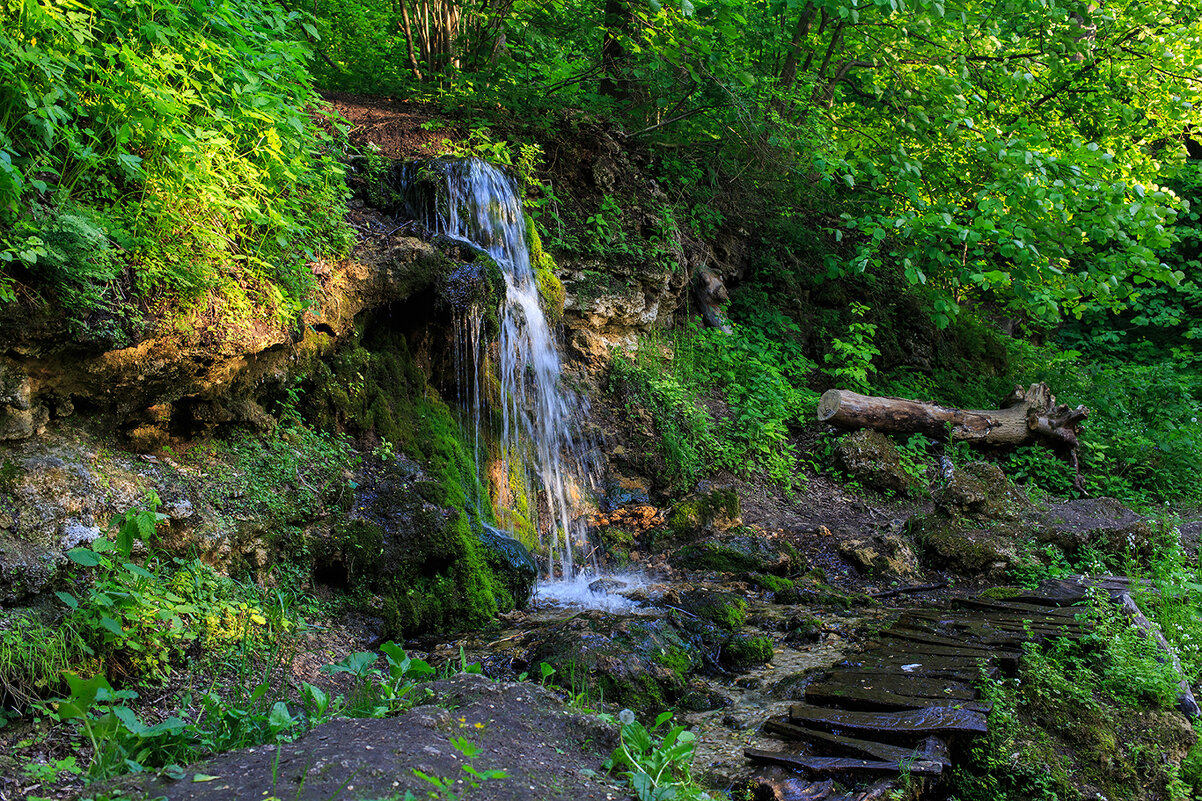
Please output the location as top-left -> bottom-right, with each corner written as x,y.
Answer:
0,0 -> 353,322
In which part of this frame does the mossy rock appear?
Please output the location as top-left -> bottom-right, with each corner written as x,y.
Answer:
721,633 -> 774,670
664,485 -> 741,542
525,214 -> 565,324
748,573 -> 794,594
832,430 -> 923,495
773,574 -> 870,609
676,589 -> 747,631
909,514 -> 1020,576
670,529 -> 798,575
933,461 -> 1034,523
1032,497 -> 1160,561
522,611 -> 702,714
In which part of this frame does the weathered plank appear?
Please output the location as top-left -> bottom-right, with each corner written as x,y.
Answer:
745,748 -> 943,777
788,703 -> 988,737
805,681 -> 991,713
814,671 -> 977,701
763,717 -> 951,766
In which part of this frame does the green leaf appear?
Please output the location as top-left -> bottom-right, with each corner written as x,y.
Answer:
66,548 -> 102,567
99,616 -> 124,636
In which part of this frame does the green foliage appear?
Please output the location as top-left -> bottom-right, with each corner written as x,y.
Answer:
0,0 -> 353,323
824,302 -> 880,392
0,613 -> 87,709
50,671 -> 188,781
1007,344 -> 1202,508
44,640 -> 438,784
55,495 -> 302,682
612,312 -> 819,492
321,641 -> 437,718
605,710 -> 712,801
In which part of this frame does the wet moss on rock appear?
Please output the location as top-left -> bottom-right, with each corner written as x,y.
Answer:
721,633 -> 774,670
671,529 -> 799,575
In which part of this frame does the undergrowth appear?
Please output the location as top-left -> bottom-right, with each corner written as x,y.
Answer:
610,312 -> 819,493
0,0 -> 354,329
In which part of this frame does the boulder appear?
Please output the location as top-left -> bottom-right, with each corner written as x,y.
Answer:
1033,497 -> 1159,558
671,529 -> 799,575
521,611 -> 703,713
836,531 -> 921,579
933,461 -> 1034,522
832,430 -> 923,495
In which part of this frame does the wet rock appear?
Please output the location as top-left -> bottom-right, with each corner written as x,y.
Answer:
836,532 -> 920,580
671,530 -> 799,575
832,430 -> 923,495
588,577 -> 626,595
678,680 -> 732,712
521,611 -> 702,713
675,588 -> 747,630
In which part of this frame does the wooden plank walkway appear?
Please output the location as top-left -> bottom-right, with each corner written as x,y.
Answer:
744,588 -> 1089,801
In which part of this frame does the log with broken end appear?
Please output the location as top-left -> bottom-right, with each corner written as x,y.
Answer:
817,382 -> 1087,450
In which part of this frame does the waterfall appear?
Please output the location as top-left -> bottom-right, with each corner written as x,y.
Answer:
406,158 -> 598,580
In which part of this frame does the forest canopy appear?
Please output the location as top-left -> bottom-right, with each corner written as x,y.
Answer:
1,0 -> 1200,329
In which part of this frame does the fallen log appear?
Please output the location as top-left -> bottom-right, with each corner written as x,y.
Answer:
818,382 -> 1088,487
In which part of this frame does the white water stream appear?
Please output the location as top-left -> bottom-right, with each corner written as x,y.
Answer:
409,158 -> 601,584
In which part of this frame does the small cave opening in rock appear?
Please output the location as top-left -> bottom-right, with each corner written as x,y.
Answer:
312,557 -> 350,591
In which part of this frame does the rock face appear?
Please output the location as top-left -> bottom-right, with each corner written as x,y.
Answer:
0,225 -> 453,450
832,430 -> 923,496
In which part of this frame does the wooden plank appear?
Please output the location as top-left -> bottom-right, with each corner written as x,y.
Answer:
745,748 -> 943,777
952,597 -> 1085,618
873,637 -> 1021,661
804,681 -> 991,713
763,717 -> 951,766
831,665 -> 993,683
813,672 -> 977,701
789,703 -> 988,737
875,628 -> 997,652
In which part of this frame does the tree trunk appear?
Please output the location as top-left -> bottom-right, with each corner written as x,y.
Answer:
817,382 -> 1088,449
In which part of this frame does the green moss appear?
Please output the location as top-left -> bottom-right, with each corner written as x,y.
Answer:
678,590 -> 747,631
748,573 -> 794,593
525,214 -> 565,324
301,320 -> 535,637
665,488 -> 741,541
722,634 -> 774,670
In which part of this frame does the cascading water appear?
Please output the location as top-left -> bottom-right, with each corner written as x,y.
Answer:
406,157 -> 599,582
